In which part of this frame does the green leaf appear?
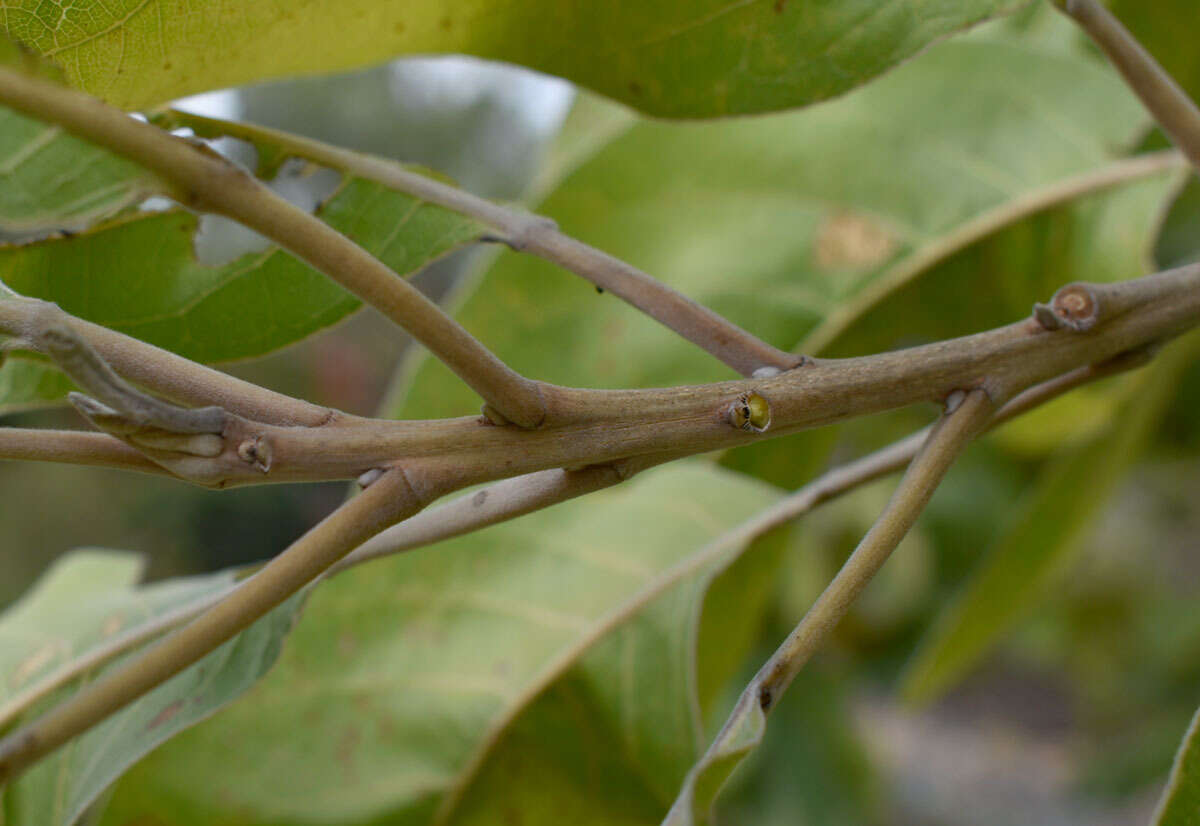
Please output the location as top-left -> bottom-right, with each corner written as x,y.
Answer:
1153,705 -> 1200,826
0,551 -> 305,826
0,33 -> 157,233
386,24 -> 1173,421
817,159 -> 1182,457
664,690 -> 767,826
1155,176 -> 1200,270
0,124 -> 486,410
0,109 -> 157,233
100,462 -> 779,825
0,355 -> 73,414
712,666 -> 879,826
819,171 -> 1183,359
899,336 -> 1200,707
0,177 -> 481,364
1,1 -> 1025,117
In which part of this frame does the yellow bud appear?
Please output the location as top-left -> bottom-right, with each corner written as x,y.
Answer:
729,391 -> 771,433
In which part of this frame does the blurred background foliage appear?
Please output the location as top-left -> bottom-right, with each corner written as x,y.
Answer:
1,2 -> 1200,824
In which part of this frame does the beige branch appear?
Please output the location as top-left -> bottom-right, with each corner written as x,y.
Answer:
163,111 -> 802,378
0,427 -> 165,475
1053,0 -> 1200,172
2,267 -> 1196,490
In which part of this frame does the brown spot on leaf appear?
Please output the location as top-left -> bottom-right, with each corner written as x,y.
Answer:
758,685 -> 774,711
337,726 -> 361,778
102,613 -> 124,637
774,0 -> 787,11
628,81 -> 643,96
394,21 -> 406,34
439,16 -> 453,30
814,211 -> 897,271
14,643 -> 59,686
148,700 -> 184,729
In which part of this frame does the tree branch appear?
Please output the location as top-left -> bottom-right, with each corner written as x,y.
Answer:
0,67 -> 547,428
2,266 -> 1196,490
666,389 -> 996,823
755,388 -> 995,707
0,347 -> 1154,743
0,465 -> 445,785
243,264 -> 1200,489
1053,0 -> 1200,172
0,427 -> 165,475
163,110 -> 802,378
0,295 -> 331,427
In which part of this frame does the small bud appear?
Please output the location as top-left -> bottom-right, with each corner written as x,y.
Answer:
1032,302 -> 1062,331
1051,284 -> 1099,331
357,468 -> 385,489
728,391 -> 771,433
237,437 -> 273,473
480,404 -> 510,426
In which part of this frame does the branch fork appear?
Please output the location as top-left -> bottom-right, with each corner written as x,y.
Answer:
3,4 -> 1200,796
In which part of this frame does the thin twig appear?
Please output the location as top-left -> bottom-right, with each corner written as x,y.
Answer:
1053,0 -> 1200,172
0,466 -> 442,784
0,427 -> 165,475
162,111 -> 802,377
0,296 -> 331,427
755,389 -> 995,706
32,321 -> 225,434
666,389 -> 996,823
0,68 -> 547,428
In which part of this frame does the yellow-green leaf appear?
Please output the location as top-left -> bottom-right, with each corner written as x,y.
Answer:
1,1 -> 1025,117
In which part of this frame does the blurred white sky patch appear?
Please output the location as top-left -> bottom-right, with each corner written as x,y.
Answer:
172,88 -> 243,120
173,57 -> 572,141
387,56 -> 574,139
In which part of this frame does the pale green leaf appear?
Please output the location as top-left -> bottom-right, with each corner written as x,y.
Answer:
818,162 -> 1181,458
101,462 -> 779,825
386,26 -> 1171,421
2,1 -> 1024,117
0,551 -> 305,826
664,689 -> 767,826
0,33 -> 157,233
1154,705 -> 1200,826
0,110 -> 157,233
0,176 -> 482,365
0,355 -> 73,414
712,667 -> 878,825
